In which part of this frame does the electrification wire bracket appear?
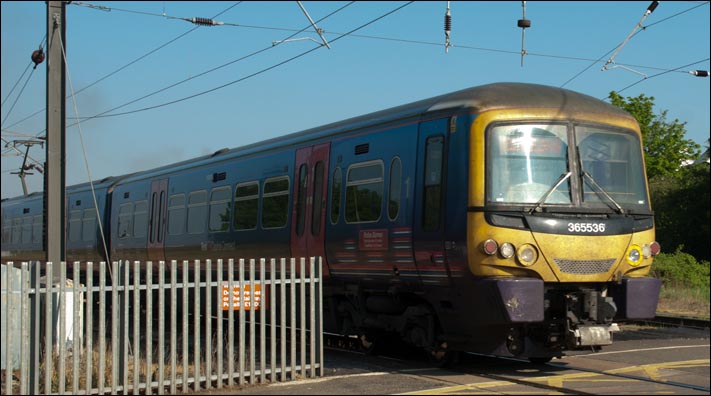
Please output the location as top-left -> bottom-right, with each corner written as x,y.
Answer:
518,1 -> 531,66
272,37 -> 324,47
296,1 -> 331,49
444,1 -> 452,53
602,1 -> 658,72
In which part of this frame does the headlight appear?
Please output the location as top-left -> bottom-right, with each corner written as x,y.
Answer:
516,244 -> 538,266
626,245 -> 642,266
500,242 -> 515,259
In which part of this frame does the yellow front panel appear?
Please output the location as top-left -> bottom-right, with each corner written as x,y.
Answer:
466,107 -> 654,283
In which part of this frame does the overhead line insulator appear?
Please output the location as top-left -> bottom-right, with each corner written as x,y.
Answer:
186,17 -> 223,26
444,1 -> 452,54
31,47 -> 45,69
518,1 -> 531,67
689,70 -> 709,77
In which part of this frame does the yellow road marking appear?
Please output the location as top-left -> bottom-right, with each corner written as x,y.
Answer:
398,359 -> 710,394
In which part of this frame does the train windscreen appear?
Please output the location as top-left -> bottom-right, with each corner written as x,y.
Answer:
487,123 -> 648,209
488,124 -> 571,205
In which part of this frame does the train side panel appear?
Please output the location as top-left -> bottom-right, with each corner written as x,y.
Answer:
1,193 -> 44,262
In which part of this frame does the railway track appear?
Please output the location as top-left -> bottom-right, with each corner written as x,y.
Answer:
634,314 -> 711,330
320,315 -> 709,395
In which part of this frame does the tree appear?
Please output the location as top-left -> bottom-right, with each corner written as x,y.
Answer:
650,163 -> 710,262
608,91 -> 700,179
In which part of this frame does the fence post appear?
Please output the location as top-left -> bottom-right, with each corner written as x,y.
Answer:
318,256 -> 323,377
309,257 -> 315,378
300,257 -> 306,379
121,260 -> 129,393
29,261 -> 40,395
238,259 -> 245,386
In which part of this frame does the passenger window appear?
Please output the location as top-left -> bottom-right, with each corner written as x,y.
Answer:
345,161 -> 384,223
32,215 -> 42,244
11,218 -> 21,244
209,186 -> 232,232
167,194 -> 186,236
312,161 -> 325,236
82,209 -> 97,242
133,200 -> 149,238
234,182 -> 259,230
262,177 -> 290,229
423,136 -> 444,231
21,216 -> 32,244
388,157 -> 402,221
150,192 -> 157,243
330,167 -> 342,224
2,222 -> 12,244
118,203 -> 134,239
157,191 -> 166,243
187,191 -> 207,234
296,165 -> 308,236
68,210 -> 82,242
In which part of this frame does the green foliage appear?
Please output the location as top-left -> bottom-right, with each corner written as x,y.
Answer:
650,247 -> 710,292
608,91 -> 700,179
649,163 -> 710,262
610,92 -> 709,263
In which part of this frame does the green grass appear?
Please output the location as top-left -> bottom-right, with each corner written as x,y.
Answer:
656,283 -> 710,320
650,248 -> 710,320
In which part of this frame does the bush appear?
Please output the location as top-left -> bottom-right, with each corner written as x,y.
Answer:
649,164 -> 710,262
650,247 -> 710,291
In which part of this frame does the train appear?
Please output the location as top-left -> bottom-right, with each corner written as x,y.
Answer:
1,82 -> 662,364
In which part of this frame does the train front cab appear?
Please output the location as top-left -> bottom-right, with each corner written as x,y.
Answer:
461,107 -> 661,361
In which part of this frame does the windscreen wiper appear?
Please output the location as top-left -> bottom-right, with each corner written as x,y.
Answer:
581,170 -> 625,214
529,171 -> 571,214
576,147 -> 625,214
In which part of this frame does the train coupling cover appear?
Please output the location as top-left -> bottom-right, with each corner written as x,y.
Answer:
568,323 -> 620,348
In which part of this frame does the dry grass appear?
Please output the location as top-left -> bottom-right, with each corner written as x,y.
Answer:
656,283 -> 710,320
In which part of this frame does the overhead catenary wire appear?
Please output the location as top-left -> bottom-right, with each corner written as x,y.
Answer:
1,128 -> 39,139
1,35 -> 46,109
57,28 -> 113,268
602,1 -> 659,72
1,37 -> 47,129
59,1 -> 362,123
518,1 -> 531,66
12,1 -> 353,140
54,3 -> 701,126
1,63 -> 33,110
0,68 -> 38,129
607,57 -> 710,98
296,1 -> 331,49
2,1 -> 706,146
561,1 -> 709,88
2,2 -> 242,133
53,1 -> 709,109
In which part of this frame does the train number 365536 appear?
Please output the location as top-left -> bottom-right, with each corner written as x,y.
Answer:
567,222 -> 606,233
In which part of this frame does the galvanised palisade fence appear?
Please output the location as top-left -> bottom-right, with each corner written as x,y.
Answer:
1,257 -> 323,395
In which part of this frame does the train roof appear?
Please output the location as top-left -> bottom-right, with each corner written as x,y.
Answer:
114,82 -> 636,185
3,83 -> 637,195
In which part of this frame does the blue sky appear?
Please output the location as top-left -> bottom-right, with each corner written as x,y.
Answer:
2,1 -> 709,199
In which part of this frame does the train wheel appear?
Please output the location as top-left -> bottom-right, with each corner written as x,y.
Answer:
359,334 -> 378,355
426,341 -> 458,368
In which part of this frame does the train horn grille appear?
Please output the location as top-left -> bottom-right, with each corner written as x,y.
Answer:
553,258 -> 616,274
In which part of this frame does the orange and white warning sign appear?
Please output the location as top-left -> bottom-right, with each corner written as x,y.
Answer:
221,283 -> 267,311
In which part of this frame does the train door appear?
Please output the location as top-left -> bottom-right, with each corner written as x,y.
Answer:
413,119 -> 450,285
147,179 -> 168,262
291,143 -> 330,274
